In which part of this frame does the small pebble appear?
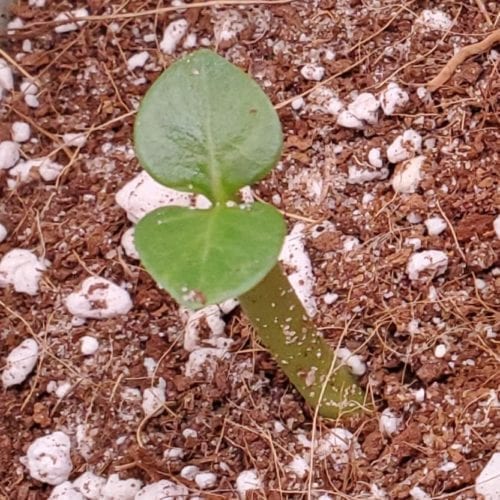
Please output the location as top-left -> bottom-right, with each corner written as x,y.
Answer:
337,110 -> 364,129
291,97 -> 304,110
424,216 -> 447,236
0,58 -> 14,91
180,465 -> 200,481
434,344 -> 447,358
387,129 -> 422,163
11,121 -> 31,143
0,141 -> 20,170
300,63 -> 325,81
160,19 -> 188,54
493,215 -> 500,239
379,82 -> 409,115
24,94 -> 39,108
392,156 -> 426,194
407,250 -> 448,280
80,336 -> 99,355
194,472 -> 217,489
0,223 -> 7,242
127,51 -> 150,71
347,92 -> 379,124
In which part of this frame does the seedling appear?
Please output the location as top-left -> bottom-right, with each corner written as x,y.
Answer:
133,49 -> 366,418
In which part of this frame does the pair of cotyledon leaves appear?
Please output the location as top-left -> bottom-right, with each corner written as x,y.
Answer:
134,49 -> 285,309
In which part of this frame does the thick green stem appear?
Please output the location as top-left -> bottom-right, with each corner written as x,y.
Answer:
239,264 -> 366,418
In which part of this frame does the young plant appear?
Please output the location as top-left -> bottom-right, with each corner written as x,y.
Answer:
133,49 -> 366,418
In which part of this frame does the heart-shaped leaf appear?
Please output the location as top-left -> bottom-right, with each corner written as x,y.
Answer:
134,49 -> 283,203
134,202 -> 286,309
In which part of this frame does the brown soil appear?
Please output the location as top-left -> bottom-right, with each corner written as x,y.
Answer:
1,1 -> 499,499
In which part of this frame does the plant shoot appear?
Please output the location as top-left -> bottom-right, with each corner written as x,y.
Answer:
133,49 -> 366,418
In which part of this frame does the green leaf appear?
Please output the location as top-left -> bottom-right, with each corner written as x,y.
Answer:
134,49 -> 283,203
134,202 -> 286,309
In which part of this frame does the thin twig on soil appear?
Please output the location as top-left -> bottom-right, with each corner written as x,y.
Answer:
7,106 -> 74,160
307,317 -> 371,499
346,3 -> 411,55
18,0 -> 293,31
0,300 -> 99,387
375,5 -> 462,89
426,28 -> 500,91
435,200 -> 467,263
0,47 -> 37,83
475,0 -> 493,26
275,49 -> 377,110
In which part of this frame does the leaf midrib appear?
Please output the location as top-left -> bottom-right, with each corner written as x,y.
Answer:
201,63 -> 224,202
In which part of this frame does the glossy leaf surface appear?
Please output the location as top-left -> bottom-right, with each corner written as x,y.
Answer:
134,203 -> 286,309
134,49 -> 283,203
